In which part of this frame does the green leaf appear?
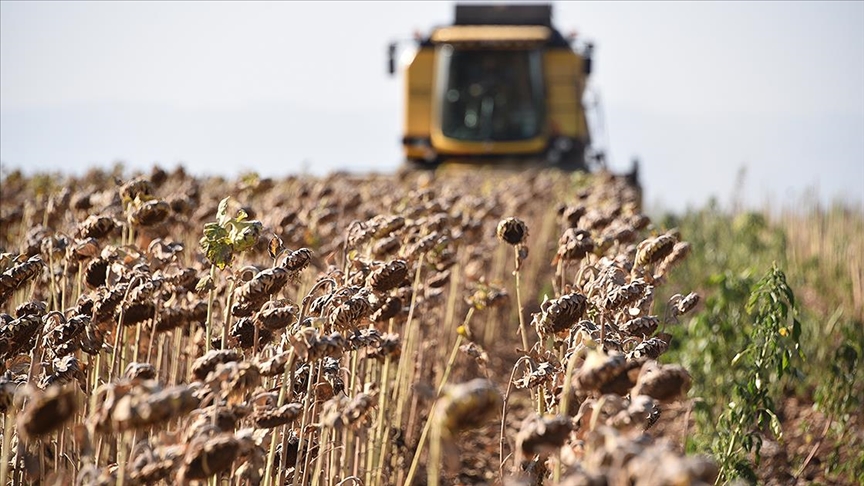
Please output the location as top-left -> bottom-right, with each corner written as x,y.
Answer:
765,409 -> 783,439
792,318 -> 802,340
742,434 -> 753,452
217,196 -> 231,226
203,222 -> 228,242
733,458 -> 758,482
229,220 -> 262,252
201,234 -> 233,269
209,243 -> 234,269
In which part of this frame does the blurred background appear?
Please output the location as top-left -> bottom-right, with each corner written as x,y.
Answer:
1,0 -> 862,212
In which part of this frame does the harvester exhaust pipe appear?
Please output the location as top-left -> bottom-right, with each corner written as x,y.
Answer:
387,42 -> 397,75
627,157 -> 641,189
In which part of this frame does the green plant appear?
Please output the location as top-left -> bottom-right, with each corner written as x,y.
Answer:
199,196 -> 263,271
655,199 -> 864,484
198,196 -> 263,351
808,326 -> 863,482
712,265 -> 803,483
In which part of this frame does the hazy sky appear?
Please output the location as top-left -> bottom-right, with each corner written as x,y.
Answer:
1,1 -> 862,211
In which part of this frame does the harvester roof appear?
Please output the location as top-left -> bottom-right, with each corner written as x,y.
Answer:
425,4 -> 568,48
454,4 -> 552,26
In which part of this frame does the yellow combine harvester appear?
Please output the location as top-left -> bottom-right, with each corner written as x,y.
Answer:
389,3 -> 598,171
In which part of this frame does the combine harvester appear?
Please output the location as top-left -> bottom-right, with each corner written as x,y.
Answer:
389,3 -> 619,174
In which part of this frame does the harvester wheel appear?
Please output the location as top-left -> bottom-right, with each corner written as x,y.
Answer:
556,147 -> 588,172
401,158 -> 439,172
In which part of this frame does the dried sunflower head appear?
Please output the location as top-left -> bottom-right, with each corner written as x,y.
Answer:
251,402 -> 303,429
229,317 -> 273,350
516,414 -> 572,457
459,341 -> 488,367
123,362 -> 157,381
39,355 -> 86,391
345,219 -> 375,249
558,205 -> 586,228
656,241 -> 692,277
604,279 -> 646,311
0,313 -> 41,362
289,328 -> 345,362
254,301 -> 298,330
129,199 -> 171,227
626,336 -> 670,361
147,238 -> 185,264
635,233 -> 677,268
372,235 -> 401,258
619,315 -> 659,337
370,296 -> 402,323
0,255 -> 44,306
556,228 -> 595,263
0,370 -> 23,413
120,178 -> 153,203
329,289 -> 373,332
116,301 -> 156,326
204,361 -> 261,404
321,384 -> 378,431
17,384 -> 78,441
282,247 -> 313,272
232,267 -> 290,317
630,361 -> 692,403
17,300 -> 47,318
435,378 -> 502,438
66,237 -> 101,263
366,259 -> 408,292
177,432 -> 239,482
575,350 -> 630,393
365,332 -> 401,362
191,349 -> 241,381
532,293 -> 588,338
466,281 -> 509,310
91,282 -> 129,325
669,292 -> 700,318
111,381 -> 201,432
84,257 -> 109,289
514,361 -> 559,390
496,217 -> 528,246
254,350 -> 292,377
370,214 -> 406,238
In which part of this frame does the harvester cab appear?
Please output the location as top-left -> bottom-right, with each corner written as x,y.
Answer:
388,3 -> 602,172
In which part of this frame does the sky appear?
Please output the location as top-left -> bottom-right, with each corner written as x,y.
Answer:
1,1 -> 862,212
